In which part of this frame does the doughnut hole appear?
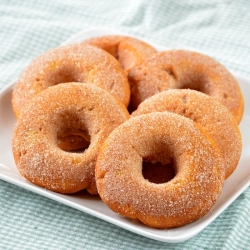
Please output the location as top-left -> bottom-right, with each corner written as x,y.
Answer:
139,139 -> 178,185
161,66 -> 201,93
161,59 -> 216,95
163,66 -> 177,80
56,110 -> 91,152
177,73 -> 209,93
57,130 -> 90,152
142,160 -> 176,184
44,64 -> 84,86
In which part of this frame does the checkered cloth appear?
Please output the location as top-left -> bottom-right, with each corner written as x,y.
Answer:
1,0 -> 250,249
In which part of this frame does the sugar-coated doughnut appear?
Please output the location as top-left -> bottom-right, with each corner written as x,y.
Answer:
96,112 -> 225,228
12,43 -> 130,118
83,35 -> 157,71
128,50 -> 244,123
132,89 -> 242,179
12,83 -> 129,194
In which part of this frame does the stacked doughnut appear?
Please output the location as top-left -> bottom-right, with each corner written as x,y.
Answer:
11,42 -> 132,194
11,34 -> 243,229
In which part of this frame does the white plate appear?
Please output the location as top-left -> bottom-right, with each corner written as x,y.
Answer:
1,27 -> 250,243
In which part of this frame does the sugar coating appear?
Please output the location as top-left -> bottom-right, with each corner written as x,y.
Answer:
95,112 -> 225,228
132,89 -> 242,179
83,35 -> 157,71
128,50 -> 244,123
12,83 -> 129,194
12,43 -> 130,117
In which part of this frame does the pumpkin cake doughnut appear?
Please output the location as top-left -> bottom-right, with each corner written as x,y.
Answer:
12,83 -> 129,194
128,50 -> 244,123
132,89 -> 242,179
12,43 -> 130,118
96,112 -> 225,228
83,35 -> 157,71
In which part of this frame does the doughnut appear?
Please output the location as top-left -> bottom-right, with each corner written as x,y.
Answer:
83,35 -> 157,71
128,50 -> 244,122
132,89 -> 242,179
12,83 -> 129,194
95,112 -> 225,228
12,43 -> 130,118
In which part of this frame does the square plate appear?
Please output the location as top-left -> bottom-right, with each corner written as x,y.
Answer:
0,27 -> 250,243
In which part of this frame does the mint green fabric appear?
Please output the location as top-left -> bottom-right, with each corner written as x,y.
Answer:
1,0 -> 250,249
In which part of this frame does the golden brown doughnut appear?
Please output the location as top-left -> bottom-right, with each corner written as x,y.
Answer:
12,83 -> 129,194
12,43 -> 130,118
132,89 -> 242,179
83,35 -> 157,71
96,112 -> 225,228
128,50 -> 244,123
